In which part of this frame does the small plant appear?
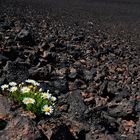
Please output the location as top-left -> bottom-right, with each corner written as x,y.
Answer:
1,80 -> 57,116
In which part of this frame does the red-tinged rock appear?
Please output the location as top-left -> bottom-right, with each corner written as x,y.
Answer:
121,120 -> 135,133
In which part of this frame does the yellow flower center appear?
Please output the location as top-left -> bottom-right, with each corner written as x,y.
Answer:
24,100 -> 33,103
44,107 -> 50,112
28,85 -> 33,89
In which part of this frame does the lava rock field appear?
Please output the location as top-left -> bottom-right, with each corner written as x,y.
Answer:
0,1 -> 140,140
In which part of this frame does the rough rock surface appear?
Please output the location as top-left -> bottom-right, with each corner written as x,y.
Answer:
3,61 -> 29,83
0,95 -> 44,140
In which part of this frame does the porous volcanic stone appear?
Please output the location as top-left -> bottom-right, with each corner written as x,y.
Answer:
3,61 -> 29,83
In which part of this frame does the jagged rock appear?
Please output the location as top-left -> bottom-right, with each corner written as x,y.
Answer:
0,21 -> 12,30
0,95 -> 10,119
53,78 -> 68,94
0,115 -> 44,140
16,29 -> 35,46
67,90 -> 87,121
68,67 -> 77,79
0,54 -> 9,62
107,99 -> 134,118
4,61 -> 29,83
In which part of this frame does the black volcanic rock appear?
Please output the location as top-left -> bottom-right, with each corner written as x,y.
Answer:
68,67 -> 77,79
67,90 -> 87,121
0,21 -> 11,30
3,61 -> 29,83
83,69 -> 93,82
53,78 -> 68,95
107,99 -> 134,118
50,124 -> 75,140
16,28 -> 35,46
0,115 -> 43,140
0,54 -> 9,62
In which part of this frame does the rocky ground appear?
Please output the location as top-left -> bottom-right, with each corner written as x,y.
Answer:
0,0 -> 140,140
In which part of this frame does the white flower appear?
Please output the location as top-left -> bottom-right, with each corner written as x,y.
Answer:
1,84 -> 9,90
50,96 -> 57,102
34,82 -> 40,86
9,82 -> 17,86
41,92 -> 52,99
25,79 -> 40,86
39,88 -> 43,92
25,79 -> 36,83
42,105 -> 53,115
22,97 -> 35,104
9,86 -> 18,92
21,87 -> 30,93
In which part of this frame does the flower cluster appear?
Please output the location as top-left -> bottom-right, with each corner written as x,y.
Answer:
0,79 -> 57,116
